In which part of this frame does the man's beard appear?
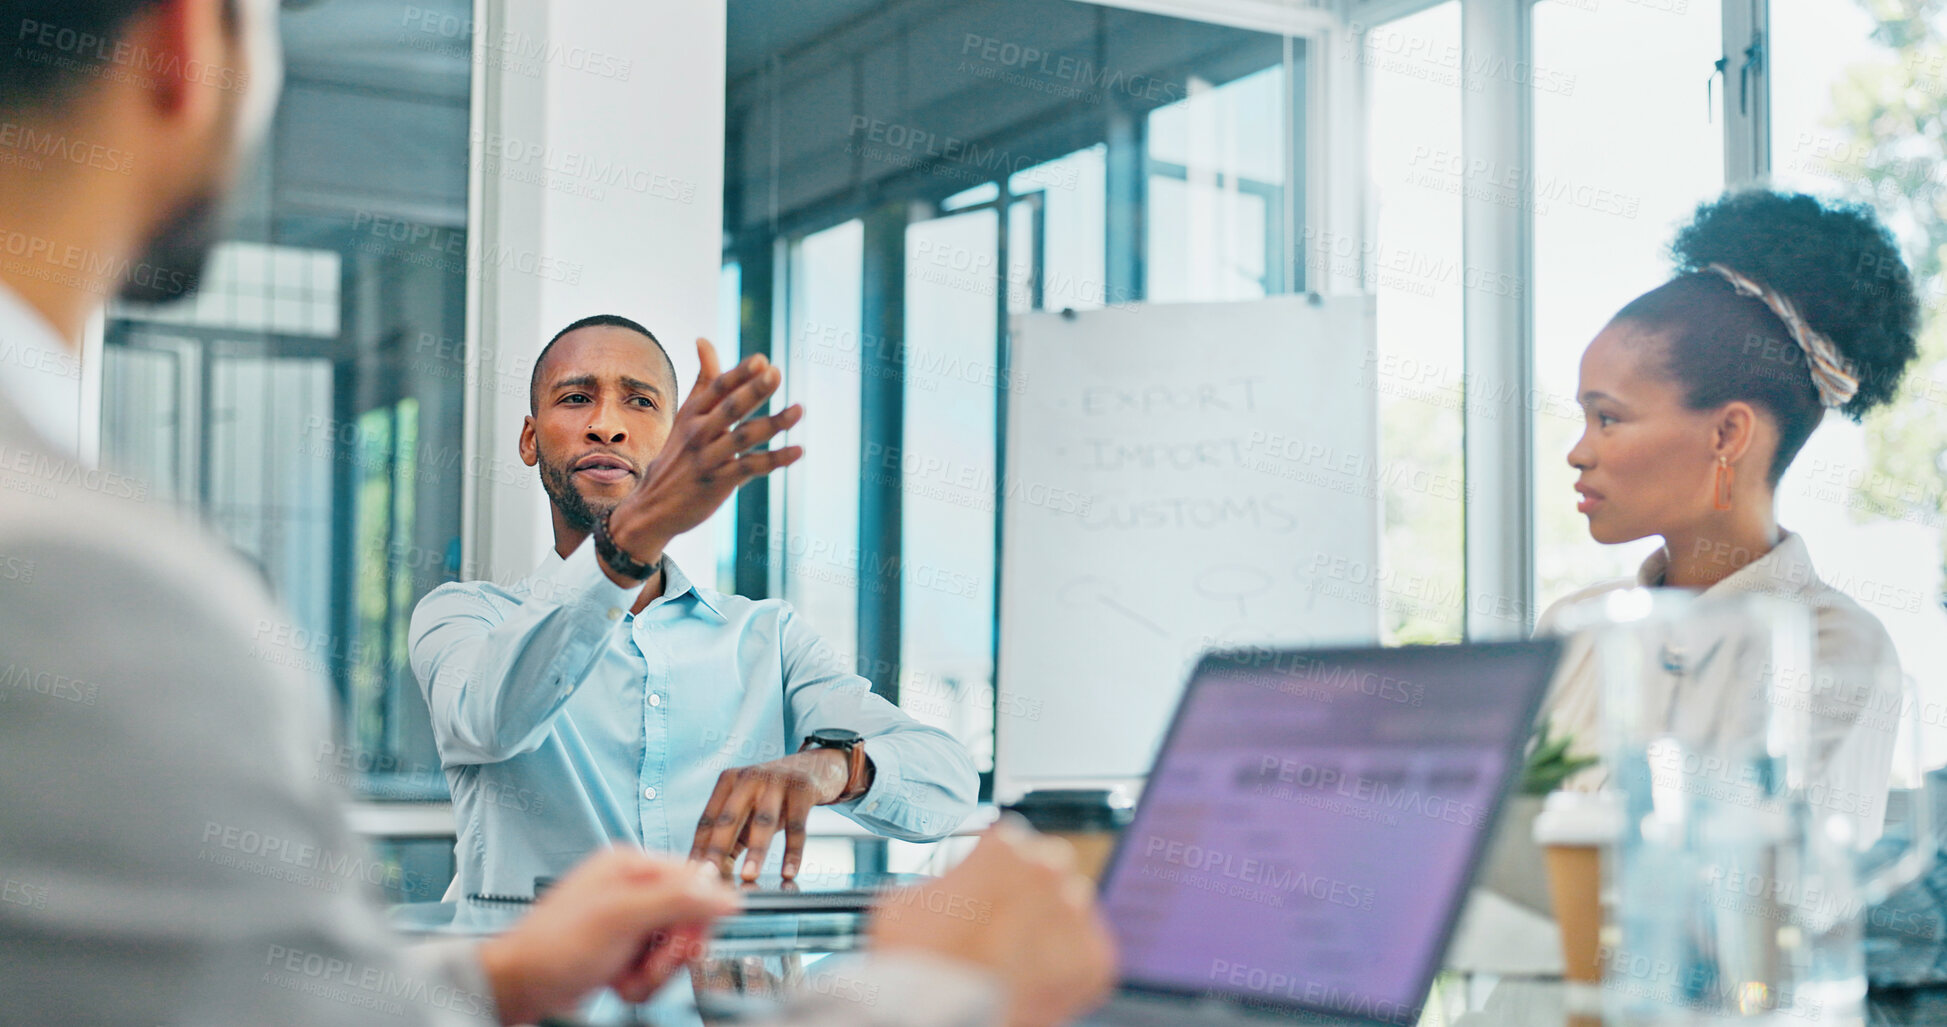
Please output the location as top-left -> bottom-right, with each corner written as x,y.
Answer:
537,441 -> 617,534
119,191 -> 223,304
119,70 -> 246,306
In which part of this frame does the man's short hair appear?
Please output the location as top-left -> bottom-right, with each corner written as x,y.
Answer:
528,314 -> 677,415
0,1 -> 234,112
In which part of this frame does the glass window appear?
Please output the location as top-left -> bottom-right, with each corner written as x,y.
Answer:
100,337 -> 188,505
779,220 -> 865,669
902,209 -> 1001,770
1365,2 -> 1466,644
102,0 -> 471,823
1529,0 -> 1724,613
1147,65 -> 1289,302
944,182 -> 1002,212
1011,146 -> 1107,312
1771,0 -> 1947,768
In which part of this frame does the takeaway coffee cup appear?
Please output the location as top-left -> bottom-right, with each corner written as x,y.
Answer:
1532,789 -> 1622,984
1001,788 -> 1135,880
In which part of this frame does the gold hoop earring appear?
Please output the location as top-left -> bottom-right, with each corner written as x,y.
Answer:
1714,456 -> 1734,512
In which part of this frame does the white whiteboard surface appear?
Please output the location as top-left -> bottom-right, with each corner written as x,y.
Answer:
997,295 -> 1380,789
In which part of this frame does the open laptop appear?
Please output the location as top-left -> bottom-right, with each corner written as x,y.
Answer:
1083,639 -> 1562,1026
732,872 -> 927,914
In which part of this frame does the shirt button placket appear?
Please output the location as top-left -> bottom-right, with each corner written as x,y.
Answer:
638,622 -> 668,848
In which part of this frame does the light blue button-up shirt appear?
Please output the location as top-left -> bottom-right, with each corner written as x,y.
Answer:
408,540 -> 979,898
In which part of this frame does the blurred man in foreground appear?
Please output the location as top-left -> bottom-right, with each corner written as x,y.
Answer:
0,0 -> 1113,1024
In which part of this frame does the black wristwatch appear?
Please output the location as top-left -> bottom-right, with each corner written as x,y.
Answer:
800,728 -> 871,802
594,508 -> 661,581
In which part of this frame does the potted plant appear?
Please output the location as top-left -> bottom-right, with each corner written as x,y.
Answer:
1521,719 -> 1600,796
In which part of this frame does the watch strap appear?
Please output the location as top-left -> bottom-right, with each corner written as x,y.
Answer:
802,733 -> 871,803
839,741 -> 870,803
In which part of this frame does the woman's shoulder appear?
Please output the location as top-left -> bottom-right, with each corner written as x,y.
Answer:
1766,531 -> 1900,670
1801,579 -> 1901,672
1533,577 -> 1639,637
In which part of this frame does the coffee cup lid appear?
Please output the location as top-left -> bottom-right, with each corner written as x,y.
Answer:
1532,789 -> 1623,845
1002,788 -> 1135,832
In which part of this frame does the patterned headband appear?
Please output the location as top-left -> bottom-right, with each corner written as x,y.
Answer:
1706,263 -> 1859,409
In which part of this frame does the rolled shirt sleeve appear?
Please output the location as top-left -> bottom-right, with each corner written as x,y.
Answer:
779,607 -> 979,841
409,541 -> 638,765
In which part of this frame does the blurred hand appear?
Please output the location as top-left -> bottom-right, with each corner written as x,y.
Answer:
599,338 -> 802,582
689,748 -> 861,882
477,847 -> 739,1025
869,821 -> 1117,1027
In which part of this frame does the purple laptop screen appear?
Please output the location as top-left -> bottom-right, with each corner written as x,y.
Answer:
1098,644 -> 1556,1024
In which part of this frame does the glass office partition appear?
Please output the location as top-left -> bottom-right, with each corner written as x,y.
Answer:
101,0 -> 471,839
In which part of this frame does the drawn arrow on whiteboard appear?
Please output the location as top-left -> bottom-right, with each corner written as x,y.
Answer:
1056,575 -> 1169,637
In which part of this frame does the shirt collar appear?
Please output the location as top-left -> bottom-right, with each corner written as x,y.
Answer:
0,282 -> 82,456
538,545 -> 728,622
1636,530 -> 1817,597
659,554 -> 728,621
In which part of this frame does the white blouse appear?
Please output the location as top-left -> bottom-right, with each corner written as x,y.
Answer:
1534,530 -> 1901,842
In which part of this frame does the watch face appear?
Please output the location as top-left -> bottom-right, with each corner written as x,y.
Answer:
809,728 -> 862,747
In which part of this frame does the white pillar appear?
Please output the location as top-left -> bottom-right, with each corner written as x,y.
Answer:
466,0 -> 728,584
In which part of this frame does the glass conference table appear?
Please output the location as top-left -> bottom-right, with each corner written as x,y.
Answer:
387,895 -> 1947,1026
392,895 -> 867,1026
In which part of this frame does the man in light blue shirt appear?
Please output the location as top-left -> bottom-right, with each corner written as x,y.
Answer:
410,315 -> 978,899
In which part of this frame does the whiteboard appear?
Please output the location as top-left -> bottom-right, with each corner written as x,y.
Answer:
997,295 -> 1380,787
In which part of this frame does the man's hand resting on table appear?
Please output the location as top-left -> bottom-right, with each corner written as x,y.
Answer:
690,747 -> 866,882
476,847 -> 738,1025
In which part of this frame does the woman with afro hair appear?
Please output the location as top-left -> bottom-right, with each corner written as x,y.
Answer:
1536,190 -> 1922,841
